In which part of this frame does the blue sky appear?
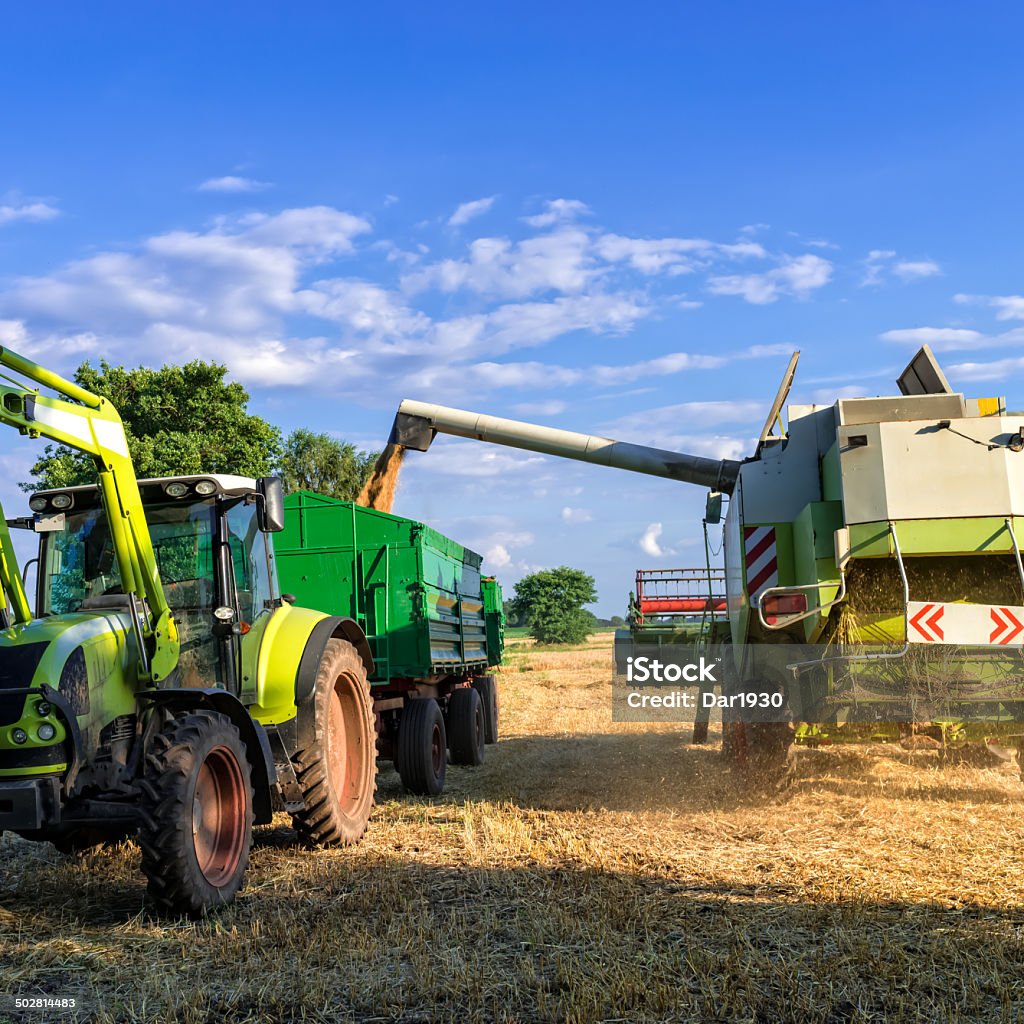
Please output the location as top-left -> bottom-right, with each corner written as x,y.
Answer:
2,3 -> 1023,614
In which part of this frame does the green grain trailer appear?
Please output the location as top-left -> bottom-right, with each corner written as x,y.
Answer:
275,492 -> 503,795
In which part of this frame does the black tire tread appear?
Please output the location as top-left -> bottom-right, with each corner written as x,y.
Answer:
472,674 -> 499,744
138,709 -> 253,918
290,638 -> 377,846
397,698 -> 447,796
448,686 -> 485,766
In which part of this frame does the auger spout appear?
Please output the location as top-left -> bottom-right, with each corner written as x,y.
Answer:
390,400 -> 743,493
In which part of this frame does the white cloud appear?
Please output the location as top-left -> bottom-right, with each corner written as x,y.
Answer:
878,325 -> 1024,353
947,356 -> 1024,382
0,201 -> 59,226
485,544 -> 511,568
607,400 -> 766,436
403,227 -> 597,298
404,439 -> 547,478
879,327 -> 985,350
300,279 -> 430,338
513,400 -> 567,416
448,196 -> 496,227
6,206 -> 372,340
640,522 -> 672,557
862,250 -> 940,286
955,293 -> 1024,321
522,198 -> 590,228
198,175 -> 273,193
861,249 -> 897,286
892,259 -> 941,281
595,234 -> 765,276
561,506 -> 592,523
707,254 -> 832,304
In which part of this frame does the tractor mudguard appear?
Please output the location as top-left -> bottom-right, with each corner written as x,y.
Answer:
138,688 -> 277,825
276,617 -> 374,754
295,616 -> 374,704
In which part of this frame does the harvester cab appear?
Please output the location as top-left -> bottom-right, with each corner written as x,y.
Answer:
0,348 -> 379,916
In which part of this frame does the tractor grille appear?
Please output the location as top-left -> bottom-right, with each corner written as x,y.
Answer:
0,643 -> 49,725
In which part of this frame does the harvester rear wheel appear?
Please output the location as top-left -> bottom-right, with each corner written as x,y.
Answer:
290,638 -> 377,846
472,674 -> 499,744
722,677 -> 794,789
448,686 -> 486,766
138,710 -> 253,917
397,697 -> 447,796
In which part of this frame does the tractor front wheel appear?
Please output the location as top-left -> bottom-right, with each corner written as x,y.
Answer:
138,710 -> 253,917
290,638 -> 377,846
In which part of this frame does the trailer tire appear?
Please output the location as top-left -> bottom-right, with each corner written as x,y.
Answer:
138,710 -> 253,918
472,674 -> 499,744
290,638 -> 377,846
448,686 -> 486,766
397,698 -> 447,796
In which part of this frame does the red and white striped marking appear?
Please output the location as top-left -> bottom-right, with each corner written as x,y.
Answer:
907,601 -> 1024,646
744,525 -> 778,605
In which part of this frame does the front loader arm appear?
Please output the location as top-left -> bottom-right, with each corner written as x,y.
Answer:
0,347 -> 179,683
0,499 -> 31,626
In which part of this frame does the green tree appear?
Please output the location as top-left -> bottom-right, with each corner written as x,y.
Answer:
279,429 -> 379,500
510,566 -> 598,645
23,360 -> 281,490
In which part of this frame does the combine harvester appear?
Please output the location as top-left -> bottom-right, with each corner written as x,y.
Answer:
0,347 -> 501,916
390,346 -> 1024,778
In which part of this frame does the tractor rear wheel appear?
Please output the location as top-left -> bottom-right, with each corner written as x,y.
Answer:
290,638 -> 377,846
448,686 -> 486,766
397,698 -> 447,796
138,710 -> 253,917
472,674 -> 499,744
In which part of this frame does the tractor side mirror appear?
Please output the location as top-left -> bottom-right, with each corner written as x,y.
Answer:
256,476 -> 285,533
704,490 -> 723,525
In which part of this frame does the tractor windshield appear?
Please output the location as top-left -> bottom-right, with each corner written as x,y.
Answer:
42,500 -> 217,616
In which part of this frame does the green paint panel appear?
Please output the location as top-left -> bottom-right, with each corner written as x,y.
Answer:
792,501 -> 844,641
275,493 -> 503,683
849,517 -> 1023,558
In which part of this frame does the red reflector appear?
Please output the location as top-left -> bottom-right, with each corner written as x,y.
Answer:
762,591 -> 807,625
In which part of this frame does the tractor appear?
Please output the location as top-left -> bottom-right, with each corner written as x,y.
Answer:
0,347 -> 377,916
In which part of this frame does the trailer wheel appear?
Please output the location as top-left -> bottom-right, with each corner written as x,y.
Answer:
721,677 -> 794,789
448,686 -> 486,766
138,710 -> 253,917
397,698 -> 447,796
472,674 -> 499,744
291,638 -> 377,846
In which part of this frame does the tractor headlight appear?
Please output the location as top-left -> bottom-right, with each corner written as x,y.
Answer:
195,480 -> 217,496
11,728 -> 27,744
37,723 -> 56,741
164,481 -> 190,498
50,493 -> 73,510
36,701 -> 52,716
28,496 -> 47,512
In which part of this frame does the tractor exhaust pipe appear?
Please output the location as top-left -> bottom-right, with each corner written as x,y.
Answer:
390,400 -> 743,493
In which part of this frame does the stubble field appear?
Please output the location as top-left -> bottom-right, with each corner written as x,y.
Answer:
2,633 -> 1024,1023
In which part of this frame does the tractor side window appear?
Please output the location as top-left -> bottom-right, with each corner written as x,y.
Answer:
226,502 -> 277,624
